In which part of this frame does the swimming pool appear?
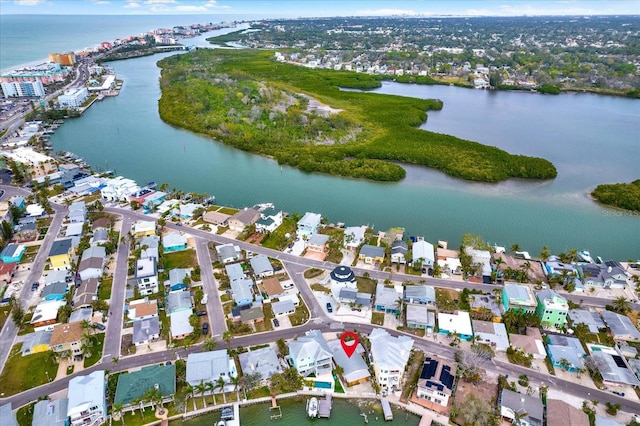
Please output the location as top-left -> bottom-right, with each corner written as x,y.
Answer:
314,381 -> 332,389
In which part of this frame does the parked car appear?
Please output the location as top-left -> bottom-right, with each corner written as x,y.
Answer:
93,323 -> 106,331
273,318 -> 280,327
202,323 -> 209,335
31,282 -> 39,291
326,302 -> 333,313
611,390 -> 625,397
195,310 -> 207,317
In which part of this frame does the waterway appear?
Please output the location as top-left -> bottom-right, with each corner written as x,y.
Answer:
48,45 -> 640,260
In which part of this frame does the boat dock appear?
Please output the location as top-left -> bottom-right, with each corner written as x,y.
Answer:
318,394 -> 332,418
270,396 -> 282,420
380,398 -> 393,421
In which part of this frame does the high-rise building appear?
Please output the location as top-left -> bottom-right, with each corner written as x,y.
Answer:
49,52 -> 76,66
58,87 -> 89,109
1,80 -> 45,97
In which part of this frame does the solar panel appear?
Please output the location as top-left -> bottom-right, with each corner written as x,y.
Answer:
612,355 -> 627,368
420,359 -> 438,379
440,370 -> 455,389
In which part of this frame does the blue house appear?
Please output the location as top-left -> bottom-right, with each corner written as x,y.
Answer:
231,278 -> 254,306
163,232 -> 188,253
169,268 -> 191,292
9,196 -> 26,209
41,282 -> 68,301
0,244 -> 26,263
375,283 -> 402,314
546,334 -> 586,372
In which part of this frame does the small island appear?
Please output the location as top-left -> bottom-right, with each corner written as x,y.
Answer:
592,179 -> 640,212
157,49 -> 557,182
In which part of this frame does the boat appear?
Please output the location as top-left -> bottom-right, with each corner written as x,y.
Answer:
307,397 -> 319,418
215,422 -> 226,426
578,250 -> 595,264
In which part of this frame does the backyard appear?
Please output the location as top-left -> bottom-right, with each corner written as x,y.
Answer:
0,344 -> 58,396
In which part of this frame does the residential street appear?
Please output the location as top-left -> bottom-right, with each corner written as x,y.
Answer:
194,237 -> 226,337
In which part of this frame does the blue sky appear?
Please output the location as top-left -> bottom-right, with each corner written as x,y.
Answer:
1,0 -> 639,16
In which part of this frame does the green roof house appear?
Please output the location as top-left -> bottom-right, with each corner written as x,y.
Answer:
114,364 -> 176,408
535,290 -> 568,329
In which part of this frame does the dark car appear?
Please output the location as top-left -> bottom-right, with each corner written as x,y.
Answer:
93,323 -> 106,331
273,318 -> 280,327
195,310 -> 207,317
326,302 -> 333,313
202,323 -> 209,335
31,282 -> 39,291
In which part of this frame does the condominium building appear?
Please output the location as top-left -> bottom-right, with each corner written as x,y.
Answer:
58,87 -> 89,109
1,80 -> 45,97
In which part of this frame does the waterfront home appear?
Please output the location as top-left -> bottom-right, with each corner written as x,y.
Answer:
127,298 -> 158,320
240,306 -> 265,325
509,327 -> 546,359
100,176 -> 140,202
250,254 -> 274,278
415,356 -> 456,409
544,255 -> 577,277
305,233 -> 329,258
390,240 -> 408,264
162,231 -> 188,252
412,237 -> 435,268
142,191 -> 167,210
133,317 -> 160,346
21,330 -> 53,356
374,283 -> 402,314
227,207 -> 260,232
359,244 -> 385,264
289,329 -> 333,376
168,268 -> 191,292
67,371 -> 107,426
406,304 -> 436,331
72,278 -> 99,310
502,283 -> 537,313
225,263 -> 245,282
472,320 -> 509,351
186,350 -> 237,391
255,205 -> 283,233
343,225 -> 366,250
41,281 -> 67,301
535,290 -> 568,328
601,311 -> 640,342
404,285 -> 435,305
203,210 -> 230,226
546,334 -> 586,372
239,346 -> 282,382
78,246 -> 106,281
262,277 -> 284,298
49,321 -> 84,357
369,328 -> 414,391
579,261 -> 628,289
166,290 -> 192,314
31,300 -> 65,328
114,364 -> 176,409
135,257 -> 158,295
231,278 -> 254,306
588,351 -> 640,386
272,299 -> 296,317
0,244 -> 25,263
170,308 -> 194,340
500,389 -> 543,426
132,220 -> 156,238
33,398 -> 68,426
328,339 -> 370,386
297,212 -> 322,236
178,203 -> 203,220
546,399 -> 589,426
48,238 -> 74,270
468,248 -> 492,281
437,311 -> 473,341
216,243 -> 240,264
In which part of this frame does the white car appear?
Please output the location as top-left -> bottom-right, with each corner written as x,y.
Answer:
201,294 -> 208,304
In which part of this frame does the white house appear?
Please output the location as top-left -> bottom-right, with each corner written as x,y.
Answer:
369,328 -> 414,391
100,176 -> 141,202
135,257 -> 158,295
67,370 -> 107,426
186,350 -> 238,392
343,225 -> 366,250
297,212 -> 322,236
412,238 -> 435,267
288,330 -> 333,377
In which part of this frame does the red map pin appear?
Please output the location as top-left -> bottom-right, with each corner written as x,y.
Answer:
340,331 -> 359,358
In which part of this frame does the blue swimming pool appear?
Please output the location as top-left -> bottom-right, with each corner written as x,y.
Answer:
314,381 -> 332,389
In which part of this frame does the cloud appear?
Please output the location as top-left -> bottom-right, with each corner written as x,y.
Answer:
144,0 -> 176,4
124,0 -> 141,8
88,0 -> 111,4
356,8 -> 417,16
13,0 -> 46,6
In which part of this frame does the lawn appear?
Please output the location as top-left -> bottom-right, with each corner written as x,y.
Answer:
436,287 -> 460,312
371,312 -> 385,326
0,305 -> 11,330
0,344 -> 58,396
215,206 -> 239,216
310,283 -> 330,294
83,333 -> 105,368
20,244 -> 41,263
356,276 -> 377,294
220,293 -> 232,302
289,298 -> 310,326
17,402 -> 36,426
261,217 -> 297,250
304,268 -> 325,279
98,277 -> 113,300
163,249 -> 197,269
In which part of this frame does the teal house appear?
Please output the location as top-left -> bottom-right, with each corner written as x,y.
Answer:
535,290 -> 568,328
0,244 -> 25,263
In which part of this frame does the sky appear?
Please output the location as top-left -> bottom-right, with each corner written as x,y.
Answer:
1,0 -> 639,17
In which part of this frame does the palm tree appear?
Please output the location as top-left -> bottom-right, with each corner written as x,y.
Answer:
185,383 -> 197,411
112,402 -> 124,424
539,246 -> 551,262
202,337 -> 217,351
510,243 -> 521,254
216,376 -> 227,404
222,331 -> 233,348
612,296 -> 631,314
195,381 -> 207,408
205,381 -> 217,405
230,375 -> 240,401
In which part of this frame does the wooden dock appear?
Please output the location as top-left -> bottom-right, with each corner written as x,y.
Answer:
380,398 -> 393,421
270,396 -> 282,419
318,394 -> 332,418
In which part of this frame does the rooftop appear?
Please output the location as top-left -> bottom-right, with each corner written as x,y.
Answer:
50,321 -> 84,346
114,364 -> 176,405
186,350 -> 234,385
369,328 -> 413,370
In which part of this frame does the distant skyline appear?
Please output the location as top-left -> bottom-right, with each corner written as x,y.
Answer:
1,0 -> 640,17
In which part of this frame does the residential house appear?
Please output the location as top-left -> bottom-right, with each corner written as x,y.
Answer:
69,307 -> 93,324
288,329 -> 333,376
390,240 -> 408,264
328,339 -> 370,386
162,232 -> 188,253
0,261 -> 17,283
500,389 -> 543,426
412,238 -> 435,268
546,399 -> 589,426
329,265 -> 357,288
225,263 -> 245,282
338,288 -> 372,309
415,356 -> 456,408
49,321 -> 84,357
166,291 -> 192,314
114,364 -> 176,408
0,404 -> 17,426
546,334 -> 586,372
91,217 -> 111,232
569,309 -> 605,333
0,244 -> 25,263
168,268 -> 191,292
65,222 -> 84,237
133,317 -> 161,346
369,328 -> 414,391
142,191 -> 167,210
544,255 -> 577,277
170,308 -> 194,340
404,285 -> 435,305
470,293 -> 503,320
33,398 -> 68,426
135,257 -> 158,295
231,278 -> 254,306
436,246 -> 461,275
502,284 -> 537,313
579,261 -> 628,289
216,243 -> 240,264
127,299 -> 158,320
297,212 -> 322,236
468,248 -> 492,280
343,225 -> 366,250
374,283 -> 402,314
595,416 -> 625,426
589,351 -> 640,386
472,320 -> 509,351
132,220 -> 156,238
406,304 -> 436,331
9,195 -> 25,209
78,246 -> 106,281
42,281 -> 67,301
305,233 -> 329,259
240,306 -> 264,325
437,311 -> 473,341
90,228 -> 109,246
255,206 -> 283,233
239,347 -> 282,381
535,290 -> 568,328
262,277 -> 284,298
250,254 -> 274,278
72,278 -> 99,309
272,299 -> 296,317
179,203 -> 203,220
601,311 -> 640,342
186,350 -> 237,391
509,327 -> 547,359
26,203 -> 45,217
43,270 -> 68,287
67,370 -> 107,426
227,208 -> 260,232
139,235 -> 159,260
359,244 -> 385,264
68,201 -> 87,223
203,211 -> 230,226
31,300 -> 65,328
21,330 -> 53,355
48,238 -> 74,270
15,218 -> 38,241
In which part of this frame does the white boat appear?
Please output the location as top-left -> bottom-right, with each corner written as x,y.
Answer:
578,250 -> 595,263
307,397 -> 319,418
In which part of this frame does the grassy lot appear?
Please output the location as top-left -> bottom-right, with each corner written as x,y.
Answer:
371,312 -> 385,326
0,304 -> 11,330
83,333 -> 105,368
220,293 -> 232,303
304,268 -> 324,279
36,217 -> 53,228
17,402 -> 36,426
403,265 -> 423,276
436,287 -> 460,312
400,350 -> 425,402
216,225 -> 229,235
310,283 -> 330,294
356,276 -> 377,294
98,277 -> 113,300
289,298 -> 310,326
119,407 -> 159,426
261,217 -> 297,250
0,344 -> 58,396
163,249 -> 197,269
20,244 -> 41,263
216,206 -> 239,216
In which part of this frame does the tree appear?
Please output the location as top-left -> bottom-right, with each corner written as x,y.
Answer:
605,401 -> 621,415
216,376 -> 227,404
454,393 -> 498,426
112,401 -> 124,424
518,374 -> 529,387
510,243 -> 521,254
539,246 -> 550,262
1,220 -> 13,241
202,337 -> 217,351
230,375 -> 240,401
9,297 -> 25,328
611,296 -> 631,314
223,331 -> 233,348
195,381 -> 207,407
455,349 -> 486,384
205,381 -> 217,405
276,338 -> 289,356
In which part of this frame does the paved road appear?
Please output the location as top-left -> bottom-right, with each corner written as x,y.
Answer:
195,237 -> 226,337
0,187 -> 67,371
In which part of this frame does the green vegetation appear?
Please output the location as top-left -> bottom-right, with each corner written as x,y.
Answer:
0,344 -> 58,396
356,276 -> 377,294
371,312 -> 385,326
260,217 -> 296,250
83,333 -> 105,368
98,277 -> 113,300
288,298 -> 310,326
304,268 -> 324,279
592,179 -> 640,212
17,402 -> 37,426
162,249 -> 198,269
157,50 -> 557,183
